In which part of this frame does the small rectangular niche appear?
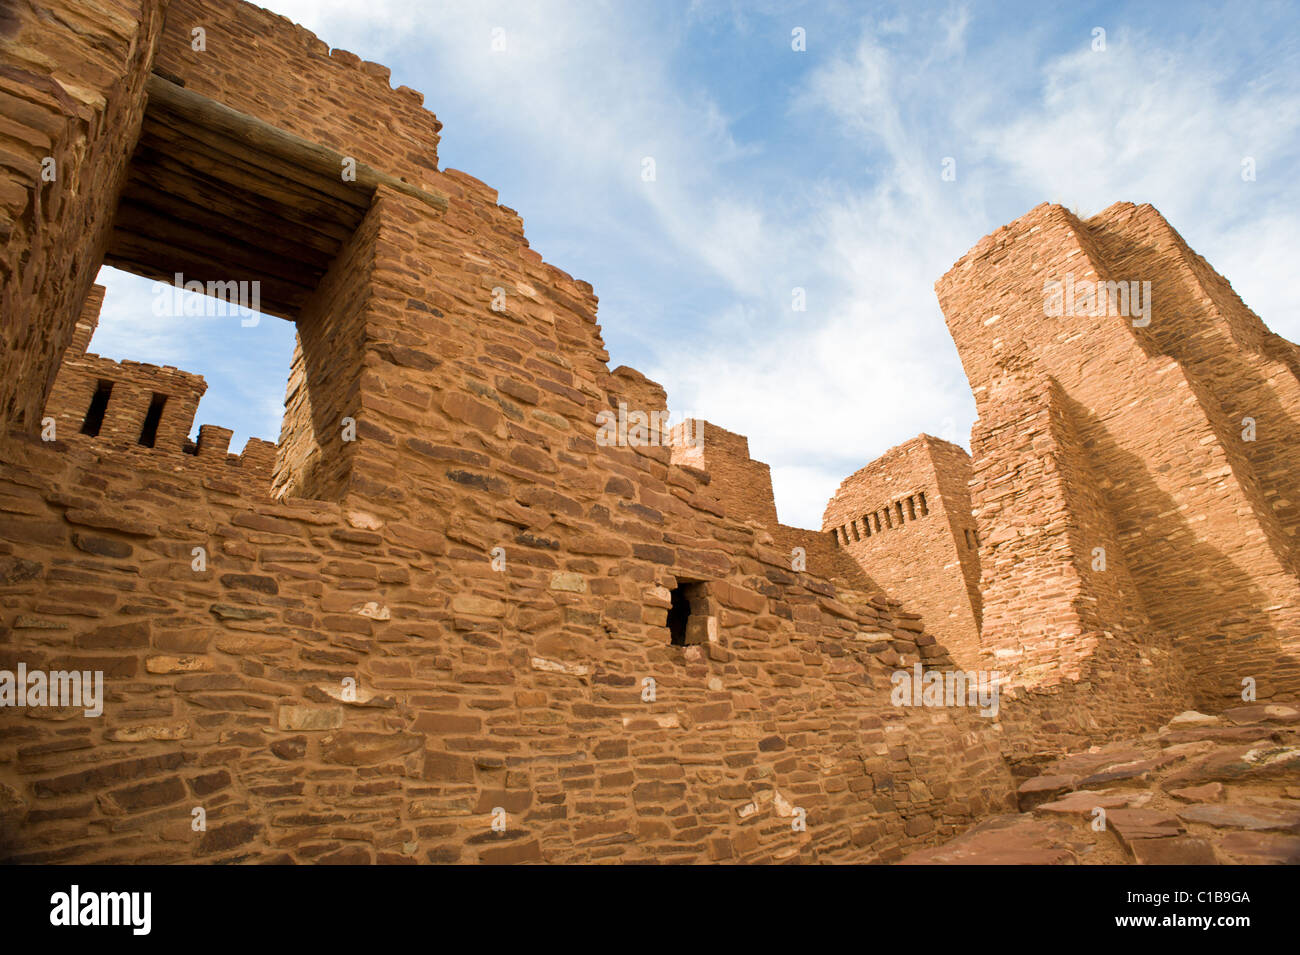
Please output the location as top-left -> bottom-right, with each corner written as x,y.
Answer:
668,580 -> 712,646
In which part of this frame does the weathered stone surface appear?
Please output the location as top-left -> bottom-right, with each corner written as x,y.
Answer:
106,722 -> 191,742
320,731 -> 422,765
1017,774 -> 1077,811
899,815 -> 1078,865
2,0 -> 1295,871
1216,831 -> 1300,864
1177,804 -> 1300,833
1129,837 -> 1219,865
1167,782 -> 1224,803
1035,790 -> 1146,817
549,572 -> 587,593
146,655 -> 213,674
277,706 -> 344,732
1105,808 -> 1183,847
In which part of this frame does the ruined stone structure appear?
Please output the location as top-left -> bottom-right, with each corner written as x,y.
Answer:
0,0 -> 1019,865
824,435 -> 982,667
43,284 -> 275,484
937,201 -> 1300,761
1,0 -> 1297,866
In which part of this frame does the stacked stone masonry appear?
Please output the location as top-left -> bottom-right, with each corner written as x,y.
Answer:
42,283 -> 275,486
936,202 -> 1300,759
1,0 -> 1297,865
0,0 -> 1016,865
823,435 -> 983,669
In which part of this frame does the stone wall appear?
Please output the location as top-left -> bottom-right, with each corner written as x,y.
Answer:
153,0 -> 442,186
46,284 -> 204,451
823,436 -> 982,667
0,0 -> 166,434
966,373 -> 1194,766
670,420 -> 780,529
0,0 -> 1017,864
0,378 -> 1015,862
4,0 -> 1297,866
937,202 -> 1300,733
42,281 -> 275,488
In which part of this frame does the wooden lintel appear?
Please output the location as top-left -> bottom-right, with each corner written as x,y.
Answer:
145,72 -> 449,216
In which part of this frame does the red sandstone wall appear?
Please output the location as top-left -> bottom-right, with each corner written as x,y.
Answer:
153,0 -> 442,188
1086,203 -> 1300,568
823,436 -> 982,667
0,406 -> 1014,863
0,0 -> 1018,862
968,374 -> 1194,764
669,420 -> 780,528
927,439 -> 982,631
17,0 -> 1298,866
0,0 -> 166,435
41,281 -> 274,489
273,196 -> 382,501
939,202 -> 1300,716
69,284 -> 104,355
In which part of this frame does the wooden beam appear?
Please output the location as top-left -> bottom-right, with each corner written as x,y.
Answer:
137,123 -> 368,228
123,157 -> 347,261
110,198 -> 325,288
145,73 -> 449,215
117,181 -> 337,275
142,110 -> 371,210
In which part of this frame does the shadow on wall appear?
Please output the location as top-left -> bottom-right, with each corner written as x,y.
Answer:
1100,223 -> 1300,579
1064,392 -> 1300,708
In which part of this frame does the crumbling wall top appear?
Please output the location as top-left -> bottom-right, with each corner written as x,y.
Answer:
155,0 -> 443,185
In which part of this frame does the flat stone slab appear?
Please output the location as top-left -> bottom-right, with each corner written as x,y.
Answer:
899,814 -> 1077,865
1161,744 -> 1298,787
1130,837 -> 1219,865
1177,803 -> 1300,833
1216,831 -> 1300,864
1167,782 -> 1224,803
1079,758 -> 1165,788
1035,789 -> 1147,817
1220,704 -> 1300,725
1166,711 -> 1220,727
1016,774 -> 1077,811
1158,727 -> 1277,746
1106,808 -> 1183,848
1044,747 -> 1152,778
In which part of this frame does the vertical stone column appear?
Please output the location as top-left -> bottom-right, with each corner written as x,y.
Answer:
938,202 -> 1300,712
0,0 -> 164,436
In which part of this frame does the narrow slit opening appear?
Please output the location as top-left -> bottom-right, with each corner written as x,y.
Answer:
138,393 -> 167,448
80,380 -> 114,437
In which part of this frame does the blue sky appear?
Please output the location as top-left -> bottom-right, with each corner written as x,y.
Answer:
92,0 -> 1300,527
